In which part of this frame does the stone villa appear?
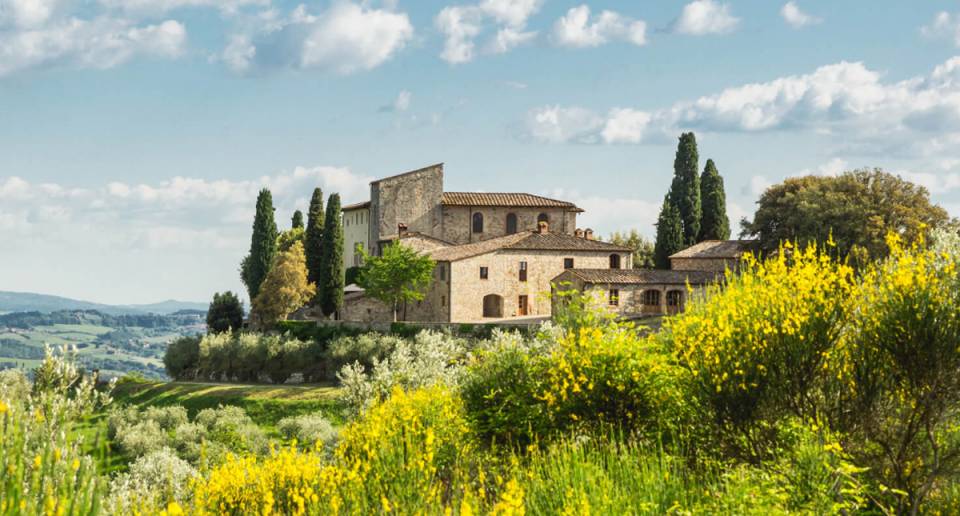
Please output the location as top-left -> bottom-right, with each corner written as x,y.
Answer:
338,163 -> 750,323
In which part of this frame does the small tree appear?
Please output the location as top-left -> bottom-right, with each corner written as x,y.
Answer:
653,198 -> 684,269
317,193 -> 344,317
206,291 -> 244,334
608,229 -> 655,269
291,210 -> 304,229
251,241 -> 316,329
240,189 -> 278,300
164,336 -> 200,379
699,158 -> 730,241
358,243 -> 435,322
305,188 -> 325,287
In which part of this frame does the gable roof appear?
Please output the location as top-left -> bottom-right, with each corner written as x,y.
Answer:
559,268 -> 722,285
342,200 -> 371,211
669,240 -> 757,260
441,192 -> 583,211
428,231 -> 630,262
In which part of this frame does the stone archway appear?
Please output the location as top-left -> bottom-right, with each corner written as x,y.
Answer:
482,294 -> 504,318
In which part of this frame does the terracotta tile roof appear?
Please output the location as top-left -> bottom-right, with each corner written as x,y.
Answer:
441,192 -> 583,211
342,201 -> 371,211
428,231 -> 630,262
668,240 -> 757,260
560,268 -> 722,285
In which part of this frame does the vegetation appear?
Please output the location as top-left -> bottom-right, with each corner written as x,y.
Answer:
741,168 -> 952,263
317,193 -> 345,317
205,291 -> 243,334
251,241 -> 315,329
699,158 -> 730,241
358,243 -> 436,322
304,187 -> 325,287
240,188 -> 279,301
653,197 -> 684,269
669,131 -> 702,246
608,229 -> 655,268
291,209 -> 304,230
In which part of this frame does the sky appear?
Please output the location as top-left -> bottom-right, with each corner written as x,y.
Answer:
2,0 -> 960,305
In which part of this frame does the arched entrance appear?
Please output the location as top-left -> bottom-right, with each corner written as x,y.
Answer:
482,294 -> 504,318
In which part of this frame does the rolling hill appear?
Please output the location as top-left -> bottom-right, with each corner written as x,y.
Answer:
0,291 -> 207,315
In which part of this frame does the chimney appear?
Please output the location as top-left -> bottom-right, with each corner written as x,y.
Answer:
584,228 -> 594,240
537,220 -> 549,234
574,228 -> 585,238
397,223 -> 408,236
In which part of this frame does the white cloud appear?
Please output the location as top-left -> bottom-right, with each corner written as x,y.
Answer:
435,0 -> 541,64
922,11 -> 960,47
97,0 -> 269,17
525,56 -> 960,147
394,89 -> 411,111
0,0 -> 64,28
780,2 -> 821,29
0,16 -> 186,76
897,170 -> 960,194
674,0 -> 739,35
798,158 -> 849,177
221,34 -> 255,72
525,105 -> 604,144
552,5 -> 646,48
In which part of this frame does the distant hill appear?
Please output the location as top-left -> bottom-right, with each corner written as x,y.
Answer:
0,291 -> 206,315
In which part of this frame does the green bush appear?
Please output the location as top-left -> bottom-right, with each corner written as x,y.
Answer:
324,332 -> 403,375
163,336 -> 200,380
277,413 -> 338,453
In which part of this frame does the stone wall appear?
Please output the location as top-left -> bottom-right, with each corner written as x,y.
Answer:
551,271 -> 705,318
342,207 -> 370,271
670,257 -> 738,272
440,206 -> 577,244
369,165 -> 444,252
401,260 -> 452,322
341,293 -> 394,323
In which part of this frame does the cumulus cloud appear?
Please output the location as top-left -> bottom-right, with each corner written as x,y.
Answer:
922,11 -> 960,47
674,0 -> 739,36
780,2 -> 821,29
97,0 -> 269,17
525,56 -> 960,147
435,0 -> 541,64
552,5 -> 646,48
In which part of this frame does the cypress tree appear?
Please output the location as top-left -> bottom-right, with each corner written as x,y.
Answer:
305,188 -> 325,287
317,193 -> 344,316
653,197 -> 684,269
240,188 -> 278,301
699,159 -> 730,241
668,132 -> 701,246
291,210 -> 304,229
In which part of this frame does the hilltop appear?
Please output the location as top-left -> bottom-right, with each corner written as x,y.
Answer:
0,290 -> 207,315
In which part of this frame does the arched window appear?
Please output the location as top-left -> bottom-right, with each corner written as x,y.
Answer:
609,254 -> 621,269
537,213 -> 549,225
472,212 -> 484,233
506,213 -> 518,234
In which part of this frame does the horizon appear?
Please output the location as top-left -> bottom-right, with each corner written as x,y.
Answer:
3,0 -> 960,305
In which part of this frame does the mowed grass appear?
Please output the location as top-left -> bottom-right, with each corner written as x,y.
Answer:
112,380 -> 347,433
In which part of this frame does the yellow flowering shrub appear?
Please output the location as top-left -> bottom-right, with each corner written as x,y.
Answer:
665,243 -> 853,431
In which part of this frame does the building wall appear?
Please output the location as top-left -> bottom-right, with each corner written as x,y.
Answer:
341,293 -> 394,323
440,206 -> 577,244
342,208 -> 370,271
369,165 -> 444,252
447,249 -> 628,322
670,257 -> 737,272
551,275 -> 705,318
402,261 -> 452,322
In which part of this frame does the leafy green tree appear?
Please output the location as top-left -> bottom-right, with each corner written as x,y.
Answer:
240,189 -> 279,301
653,198 -> 683,269
277,227 -> 305,252
669,132 -> 701,246
305,188 -> 325,287
317,193 -> 344,317
164,336 -> 200,379
741,168 -> 952,263
358,243 -> 435,322
206,291 -> 244,334
608,230 -> 655,269
698,159 -> 730,241
251,241 -> 316,329
291,210 -> 304,229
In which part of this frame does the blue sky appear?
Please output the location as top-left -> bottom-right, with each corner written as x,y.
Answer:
2,0 -> 960,304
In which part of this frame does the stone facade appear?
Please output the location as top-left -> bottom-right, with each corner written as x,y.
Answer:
552,273 -> 704,317
341,291 -> 394,323
440,206 -> 576,244
368,164 -> 444,255
669,257 -> 738,272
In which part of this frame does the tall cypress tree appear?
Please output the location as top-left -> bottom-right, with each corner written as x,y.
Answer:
668,132 -> 701,246
304,188 -> 325,287
654,197 -> 684,269
291,210 -> 304,229
699,159 -> 730,241
240,188 -> 278,301
317,193 -> 344,316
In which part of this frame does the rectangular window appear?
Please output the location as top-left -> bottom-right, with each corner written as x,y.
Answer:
609,289 -> 620,306
563,258 -> 574,269
441,296 -> 446,307
438,264 -> 446,281
480,266 -> 488,279
519,261 -> 527,282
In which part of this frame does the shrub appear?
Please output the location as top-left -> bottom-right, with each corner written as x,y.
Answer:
163,336 -> 200,380
194,405 -> 269,456
325,332 -> 402,374
115,419 -> 168,458
277,413 -> 338,453
143,405 -> 189,432
105,447 -> 198,514
0,368 -> 30,401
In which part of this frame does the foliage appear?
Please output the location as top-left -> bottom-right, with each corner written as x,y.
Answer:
304,187 -> 325,287
344,265 -> 361,286
190,332 -> 312,383
324,332 -> 403,375
317,193 -> 344,316
205,291 -> 243,334
669,131 -> 702,246
240,188 -> 279,301
357,242 -> 435,322
104,448 -> 197,515
291,209 -> 304,229
699,158 -> 730,241
741,168 -> 952,264
653,197 -> 684,269
251,241 -> 316,329
276,227 -> 305,252
608,229 -> 655,268
277,413 -> 338,453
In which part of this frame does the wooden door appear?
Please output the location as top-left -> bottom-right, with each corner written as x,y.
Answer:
518,295 -> 529,316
